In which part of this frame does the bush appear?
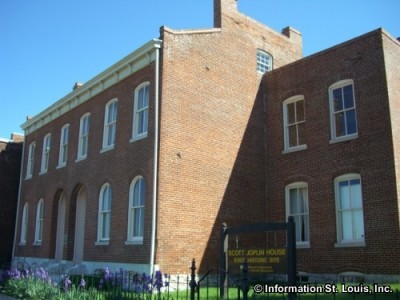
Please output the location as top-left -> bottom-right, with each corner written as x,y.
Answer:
1,268 -> 59,299
0,266 -> 170,300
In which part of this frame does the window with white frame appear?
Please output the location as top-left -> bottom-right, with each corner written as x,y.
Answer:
329,80 -> 358,142
283,95 -> 306,152
132,83 -> 150,141
26,142 -> 36,179
20,202 -> 29,245
126,176 -> 146,244
256,50 -> 272,74
335,174 -> 365,246
58,124 -> 69,167
77,113 -> 90,160
34,199 -> 44,244
97,183 -> 112,243
102,99 -> 118,150
285,182 -> 309,246
40,134 -> 51,174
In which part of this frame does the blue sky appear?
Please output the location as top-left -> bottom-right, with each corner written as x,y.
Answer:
1,0 -> 399,139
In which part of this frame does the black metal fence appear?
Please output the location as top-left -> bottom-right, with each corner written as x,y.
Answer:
1,259 -> 399,300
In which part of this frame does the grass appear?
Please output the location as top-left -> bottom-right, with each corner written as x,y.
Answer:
188,284 -> 400,300
1,270 -> 399,300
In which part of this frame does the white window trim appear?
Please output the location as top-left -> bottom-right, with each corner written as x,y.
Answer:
131,82 -> 150,143
40,134 -> 51,174
26,142 -> 35,179
101,99 -> 118,152
256,49 -> 273,74
76,113 -> 90,161
34,199 -> 44,245
334,173 -> 366,248
329,79 -> 358,143
20,202 -> 29,245
285,182 -> 310,248
282,95 -> 307,153
97,183 -> 112,244
126,176 -> 145,245
57,124 -> 69,168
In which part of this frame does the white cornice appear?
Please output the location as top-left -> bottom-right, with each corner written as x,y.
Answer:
21,39 -> 162,135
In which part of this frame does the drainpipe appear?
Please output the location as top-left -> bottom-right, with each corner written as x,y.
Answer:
150,40 -> 162,275
12,135 -> 26,266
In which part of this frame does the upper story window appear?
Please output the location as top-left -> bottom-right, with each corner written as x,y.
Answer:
20,202 -> 29,245
26,142 -> 36,179
334,174 -> 365,247
40,134 -> 51,174
256,50 -> 272,74
329,80 -> 358,143
102,99 -> 118,151
132,83 -> 150,142
97,183 -> 112,244
126,176 -> 146,244
34,198 -> 44,245
283,95 -> 307,153
58,124 -> 69,168
77,113 -> 90,160
285,182 -> 309,247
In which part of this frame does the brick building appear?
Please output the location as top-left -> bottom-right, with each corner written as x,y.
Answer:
263,29 -> 400,281
13,0 -> 302,275
12,0 -> 400,282
0,133 -> 23,268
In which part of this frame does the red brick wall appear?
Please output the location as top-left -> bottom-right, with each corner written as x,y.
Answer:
382,32 -> 400,223
264,29 -> 400,275
0,140 -> 22,267
15,65 -> 156,264
156,0 -> 302,273
14,0 -> 303,274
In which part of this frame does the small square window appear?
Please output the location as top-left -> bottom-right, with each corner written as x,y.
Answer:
257,50 -> 272,74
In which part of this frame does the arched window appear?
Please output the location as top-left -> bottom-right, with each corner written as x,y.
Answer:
334,174 -> 365,247
34,199 -> 44,244
329,79 -> 358,142
256,49 -> 272,74
26,142 -> 36,179
97,183 -> 112,243
40,134 -> 51,174
285,182 -> 309,247
58,124 -> 70,167
283,95 -> 306,152
20,202 -> 29,245
126,177 -> 146,244
102,99 -> 118,150
132,82 -> 150,142
77,113 -> 90,160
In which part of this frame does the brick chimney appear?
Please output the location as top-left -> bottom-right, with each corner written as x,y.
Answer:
11,133 -> 24,143
214,0 -> 238,28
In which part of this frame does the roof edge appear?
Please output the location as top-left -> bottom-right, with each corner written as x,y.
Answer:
21,39 -> 162,135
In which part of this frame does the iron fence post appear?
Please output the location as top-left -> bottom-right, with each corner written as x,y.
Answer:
189,258 -> 197,300
287,216 -> 297,300
220,223 -> 228,299
240,258 -> 249,300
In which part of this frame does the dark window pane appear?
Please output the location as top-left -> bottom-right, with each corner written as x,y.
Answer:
333,88 -> 343,111
298,123 -> 306,145
335,113 -> 346,137
296,100 -> 305,122
288,125 -> 297,147
346,109 -> 357,134
343,85 -> 354,109
287,102 -> 295,124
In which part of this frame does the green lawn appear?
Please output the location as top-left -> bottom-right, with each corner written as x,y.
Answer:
192,284 -> 400,300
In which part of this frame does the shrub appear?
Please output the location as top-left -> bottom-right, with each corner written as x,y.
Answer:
0,266 -> 170,300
